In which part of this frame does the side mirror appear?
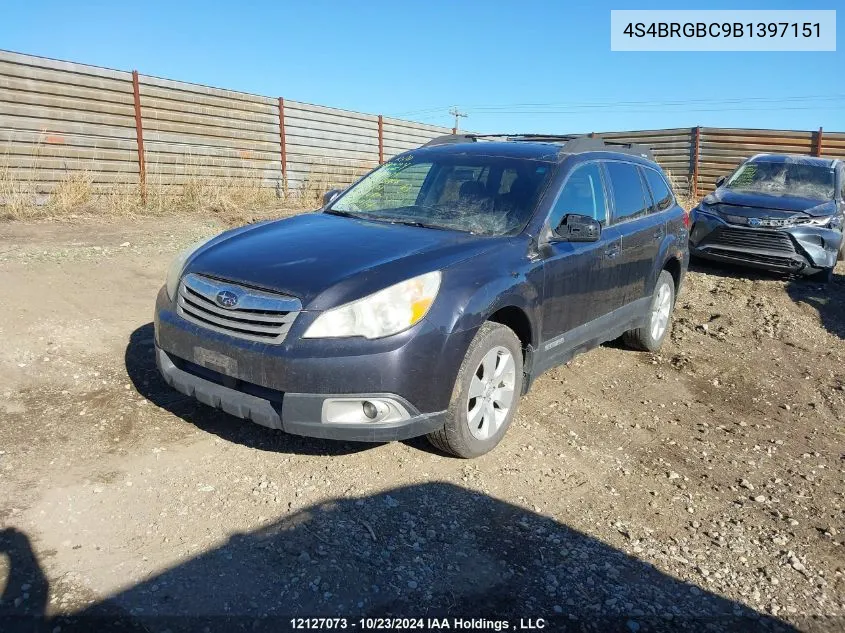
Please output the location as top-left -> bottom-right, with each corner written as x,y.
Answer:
554,214 -> 601,242
715,176 -> 726,188
323,188 -> 342,207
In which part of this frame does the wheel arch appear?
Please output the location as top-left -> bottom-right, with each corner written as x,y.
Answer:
662,255 -> 683,293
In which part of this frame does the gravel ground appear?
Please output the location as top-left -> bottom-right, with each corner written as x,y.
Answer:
0,217 -> 843,633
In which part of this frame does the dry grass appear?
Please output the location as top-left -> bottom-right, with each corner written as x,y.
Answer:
0,142 -> 384,226
665,170 -> 700,210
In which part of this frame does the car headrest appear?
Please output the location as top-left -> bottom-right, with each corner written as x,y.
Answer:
459,180 -> 486,199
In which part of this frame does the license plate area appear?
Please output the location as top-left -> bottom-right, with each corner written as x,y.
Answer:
194,346 -> 238,379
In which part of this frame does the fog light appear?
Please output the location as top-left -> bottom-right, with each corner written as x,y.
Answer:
322,397 -> 412,424
362,401 -> 378,419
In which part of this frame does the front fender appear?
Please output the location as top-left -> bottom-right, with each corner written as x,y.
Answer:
427,252 -> 543,345
785,225 -> 842,268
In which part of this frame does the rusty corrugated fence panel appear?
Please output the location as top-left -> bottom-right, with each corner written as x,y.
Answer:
587,128 -> 694,196
0,50 -> 139,195
382,117 -> 451,159
137,73 -> 280,194
284,100 -> 380,190
819,131 -> 845,158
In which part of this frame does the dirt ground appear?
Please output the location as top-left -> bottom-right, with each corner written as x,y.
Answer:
0,216 -> 843,632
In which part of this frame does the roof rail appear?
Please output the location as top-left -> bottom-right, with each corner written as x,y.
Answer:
421,133 -> 656,161
560,136 -> 655,160
469,133 -> 578,142
423,134 -> 478,147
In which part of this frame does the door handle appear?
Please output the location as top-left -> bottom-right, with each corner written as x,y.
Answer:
604,243 -> 620,258
653,228 -> 665,239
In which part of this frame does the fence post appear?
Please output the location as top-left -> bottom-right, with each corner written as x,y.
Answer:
690,126 -> 701,200
131,70 -> 146,205
378,115 -> 384,165
278,97 -> 287,194
814,127 -> 823,156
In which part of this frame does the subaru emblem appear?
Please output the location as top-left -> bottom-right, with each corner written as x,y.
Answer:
215,290 -> 239,309
748,217 -> 762,227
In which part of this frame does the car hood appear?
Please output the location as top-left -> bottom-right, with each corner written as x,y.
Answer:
185,213 -> 505,309
704,189 -> 836,217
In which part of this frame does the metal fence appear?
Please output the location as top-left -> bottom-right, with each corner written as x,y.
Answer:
579,126 -> 842,198
0,50 -> 451,199
1,50 -> 842,202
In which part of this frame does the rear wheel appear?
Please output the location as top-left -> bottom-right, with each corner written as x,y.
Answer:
427,322 -> 523,458
623,270 -> 675,352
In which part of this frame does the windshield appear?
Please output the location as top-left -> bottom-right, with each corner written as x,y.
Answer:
725,160 -> 835,200
328,152 -> 555,235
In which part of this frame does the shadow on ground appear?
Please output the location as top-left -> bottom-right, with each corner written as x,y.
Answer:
2,483 -> 809,633
125,323 -> 373,457
785,274 -> 845,340
688,258 -> 797,284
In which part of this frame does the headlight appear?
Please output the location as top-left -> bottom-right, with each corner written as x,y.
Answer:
803,215 -> 842,229
303,271 -> 441,339
165,236 -> 215,300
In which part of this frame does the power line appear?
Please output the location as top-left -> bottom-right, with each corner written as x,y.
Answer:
389,94 -> 845,118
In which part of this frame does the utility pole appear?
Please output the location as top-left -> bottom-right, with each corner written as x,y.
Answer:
449,106 -> 468,133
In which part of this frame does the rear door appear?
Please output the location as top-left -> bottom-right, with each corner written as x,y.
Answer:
540,161 -> 625,356
605,161 -> 666,305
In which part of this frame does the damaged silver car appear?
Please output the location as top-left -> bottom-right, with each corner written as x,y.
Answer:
689,154 -> 844,282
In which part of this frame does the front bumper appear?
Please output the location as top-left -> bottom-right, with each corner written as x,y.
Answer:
154,287 -> 467,441
689,209 -> 842,274
156,346 -> 445,441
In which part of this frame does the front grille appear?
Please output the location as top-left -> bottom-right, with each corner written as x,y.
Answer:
177,273 -> 300,343
704,227 -> 796,254
707,248 -> 800,269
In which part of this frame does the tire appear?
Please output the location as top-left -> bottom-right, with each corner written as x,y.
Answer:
427,322 -> 523,458
805,267 -> 833,283
623,270 -> 675,352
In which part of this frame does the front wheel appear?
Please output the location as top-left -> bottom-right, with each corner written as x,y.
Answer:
623,270 -> 676,352
427,322 -> 523,458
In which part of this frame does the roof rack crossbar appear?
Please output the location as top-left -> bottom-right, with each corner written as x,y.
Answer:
560,136 -> 655,160
420,133 -> 655,161
422,134 -> 478,147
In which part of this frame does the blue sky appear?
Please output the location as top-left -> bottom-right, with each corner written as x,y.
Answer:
1,0 -> 842,133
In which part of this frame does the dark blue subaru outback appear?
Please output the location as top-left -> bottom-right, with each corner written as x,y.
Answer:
154,135 -> 689,458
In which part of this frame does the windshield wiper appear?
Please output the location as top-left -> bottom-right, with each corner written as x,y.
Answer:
324,209 -> 363,219
389,219 -> 449,231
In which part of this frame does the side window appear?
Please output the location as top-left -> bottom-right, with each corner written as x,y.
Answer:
548,162 -> 607,230
643,167 -> 674,212
605,161 -> 650,223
